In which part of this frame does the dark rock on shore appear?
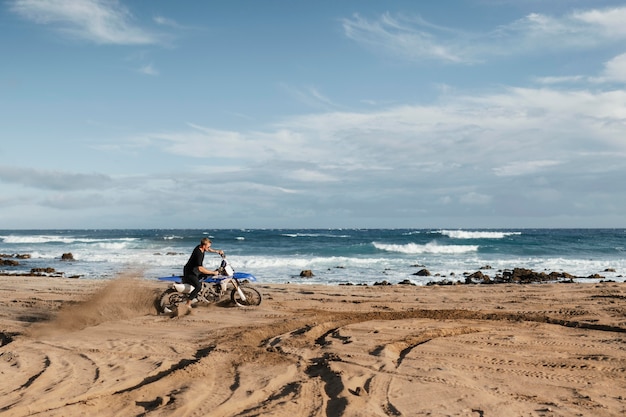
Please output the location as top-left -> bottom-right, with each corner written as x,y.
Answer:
0,253 -> 31,260
31,267 -> 57,275
426,279 -> 457,286
425,267 -> 607,286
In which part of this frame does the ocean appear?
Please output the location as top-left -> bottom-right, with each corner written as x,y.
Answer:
0,229 -> 625,285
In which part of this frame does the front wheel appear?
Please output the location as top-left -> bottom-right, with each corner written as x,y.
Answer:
230,286 -> 262,307
157,288 -> 187,314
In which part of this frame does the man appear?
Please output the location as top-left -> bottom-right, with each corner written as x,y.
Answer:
183,237 -> 224,309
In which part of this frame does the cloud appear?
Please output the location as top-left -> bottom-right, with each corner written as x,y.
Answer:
4,78 -> 625,226
123,80 -> 626,200
493,160 -> 562,177
9,0 -> 159,45
535,52 -> 626,85
0,165 -> 113,190
279,83 -> 345,110
534,75 -> 586,85
598,53 -> 626,83
138,63 -> 158,76
571,6 -> 626,38
153,15 -> 181,29
342,12 -> 471,63
459,192 -> 492,205
342,6 -> 626,64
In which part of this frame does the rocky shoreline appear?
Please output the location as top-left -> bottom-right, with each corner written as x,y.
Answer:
2,252 -> 622,285
0,252 -> 79,278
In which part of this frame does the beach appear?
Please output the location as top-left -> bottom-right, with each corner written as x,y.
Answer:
1,274 -> 625,416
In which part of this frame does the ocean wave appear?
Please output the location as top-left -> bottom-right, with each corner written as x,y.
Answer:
281,233 -> 350,238
373,241 -> 479,254
438,230 -> 521,239
0,235 -> 139,244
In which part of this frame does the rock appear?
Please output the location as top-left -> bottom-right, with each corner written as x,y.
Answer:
1,253 -> 31,259
466,271 -> 491,284
299,269 -> 314,278
398,279 -> 416,286
61,253 -> 74,261
502,268 -> 542,283
413,268 -> 431,276
1,259 -> 19,266
426,279 -> 456,286
30,267 -> 56,275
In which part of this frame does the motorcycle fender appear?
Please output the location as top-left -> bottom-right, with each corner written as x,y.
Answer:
171,283 -> 194,293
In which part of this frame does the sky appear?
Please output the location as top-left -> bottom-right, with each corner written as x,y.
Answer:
1,0 -> 626,229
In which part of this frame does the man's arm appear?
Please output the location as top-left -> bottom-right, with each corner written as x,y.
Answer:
197,265 -> 217,275
206,248 -> 225,256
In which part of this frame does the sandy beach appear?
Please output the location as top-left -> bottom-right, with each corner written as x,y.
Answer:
1,273 -> 625,417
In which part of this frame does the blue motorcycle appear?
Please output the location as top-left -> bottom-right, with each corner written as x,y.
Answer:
156,255 -> 261,314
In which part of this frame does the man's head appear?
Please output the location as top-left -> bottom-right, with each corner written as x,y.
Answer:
200,237 -> 212,251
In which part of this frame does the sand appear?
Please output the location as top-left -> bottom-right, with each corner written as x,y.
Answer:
0,273 -> 625,417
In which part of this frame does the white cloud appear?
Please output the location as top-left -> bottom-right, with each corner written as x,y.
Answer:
279,83 -> 345,110
342,6 -> 626,64
138,63 -> 158,76
535,52 -> 626,85
289,169 -> 338,183
119,82 -> 626,198
342,12 -> 471,63
460,192 -> 492,205
0,165 -> 113,190
4,79 -> 626,227
153,15 -> 181,29
9,0 -> 159,45
598,53 -> 626,83
534,75 -> 586,85
571,7 -> 626,38
493,160 -> 561,177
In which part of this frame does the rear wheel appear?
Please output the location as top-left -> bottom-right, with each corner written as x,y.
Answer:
230,286 -> 262,307
157,288 -> 187,314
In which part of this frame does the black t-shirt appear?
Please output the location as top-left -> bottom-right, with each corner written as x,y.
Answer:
184,245 -> 205,277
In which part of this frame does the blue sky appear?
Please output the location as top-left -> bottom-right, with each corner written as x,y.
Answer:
1,0 -> 626,229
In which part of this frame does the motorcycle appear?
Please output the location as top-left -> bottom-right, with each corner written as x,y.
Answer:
155,254 -> 262,314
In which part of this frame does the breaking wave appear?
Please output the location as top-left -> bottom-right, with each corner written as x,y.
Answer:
373,241 -> 479,254
438,230 -> 521,239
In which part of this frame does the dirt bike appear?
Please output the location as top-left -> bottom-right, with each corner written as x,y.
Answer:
155,255 -> 262,314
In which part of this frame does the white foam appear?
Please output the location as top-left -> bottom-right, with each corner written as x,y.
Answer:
0,235 -> 138,244
439,230 -> 521,239
373,241 -> 479,254
281,233 -> 350,238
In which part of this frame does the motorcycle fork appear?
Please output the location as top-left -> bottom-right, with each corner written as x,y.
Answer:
231,279 -> 248,302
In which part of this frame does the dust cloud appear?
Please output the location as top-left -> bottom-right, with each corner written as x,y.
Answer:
29,272 -> 158,337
